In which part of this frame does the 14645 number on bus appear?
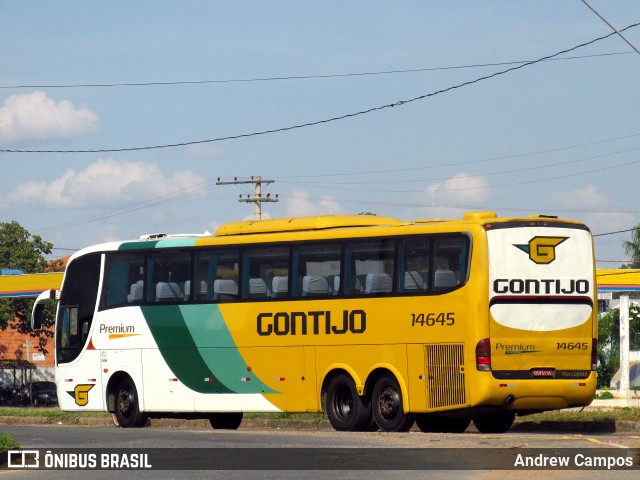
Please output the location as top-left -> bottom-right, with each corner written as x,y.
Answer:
411,312 -> 455,327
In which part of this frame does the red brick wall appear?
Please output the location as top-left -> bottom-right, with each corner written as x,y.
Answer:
0,328 -> 54,367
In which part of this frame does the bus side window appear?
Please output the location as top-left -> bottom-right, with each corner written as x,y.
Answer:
346,239 -> 395,296
102,253 -> 144,309
146,251 -> 192,303
432,235 -> 470,291
293,243 -> 341,297
241,246 -> 290,300
400,236 -> 431,294
194,249 -> 240,302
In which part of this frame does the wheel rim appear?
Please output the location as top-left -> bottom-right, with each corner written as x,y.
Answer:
334,385 -> 354,420
378,385 -> 400,420
118,388 -> 133,418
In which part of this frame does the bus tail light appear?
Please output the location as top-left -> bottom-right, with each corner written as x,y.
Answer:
476,338 -> 491,371
591,338 -> 597,371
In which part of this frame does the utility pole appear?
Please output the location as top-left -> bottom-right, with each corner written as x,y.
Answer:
216,176 -> 279,220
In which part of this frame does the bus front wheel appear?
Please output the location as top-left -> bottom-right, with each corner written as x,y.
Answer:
472,411 -> 515,434
325,374 -> 373,431
114,377 -> 148,428
372,374 -> 415,432
209,412 -> 243,430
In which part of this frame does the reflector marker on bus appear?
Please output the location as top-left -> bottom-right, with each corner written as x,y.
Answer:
204,377 -> 215,382
64,379 -> 73,382
169,378 -> 178,382
275,377 -> 285,382
241,377 -> 251,382
499,383 -> 515,388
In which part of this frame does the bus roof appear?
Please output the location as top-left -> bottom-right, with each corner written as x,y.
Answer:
69,211 -> 588,257
215,214 -> 405,236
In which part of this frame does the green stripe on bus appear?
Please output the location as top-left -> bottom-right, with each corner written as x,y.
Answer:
140,304 -> 277,395
119,241 -> 160,251
119,238 -> 199,251
180,305 -> 278,394
141,305 -> 232,393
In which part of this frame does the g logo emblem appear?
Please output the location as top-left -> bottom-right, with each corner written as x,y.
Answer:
68,384 -> 94,406
514,236 -> 568,264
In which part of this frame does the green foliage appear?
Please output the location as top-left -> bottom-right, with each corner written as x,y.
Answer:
597,303 -> 640,388
594,390 -> 614,399
0,221 -> 60,355
0,431 -> 20,448
623,225 -> 640,269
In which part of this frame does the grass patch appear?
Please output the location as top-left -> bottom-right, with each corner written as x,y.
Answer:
518,407 -> 640,422
0,431 -> 20,448
244,412 -> 326,422
0,406 -> 638,424
0,407 -> 111,424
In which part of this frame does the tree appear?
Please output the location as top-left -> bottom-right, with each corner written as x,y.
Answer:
597,303 -> 640,388
0,221 -> 61,354
622,225 -> 640,269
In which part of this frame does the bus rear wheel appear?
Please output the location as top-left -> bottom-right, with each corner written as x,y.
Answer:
472,411 -> 515,434
325,374 -> 373,431
114,377 -> 148,428
415,414 -> 470,433
372,374 -> 414,432
209,412 -> 243,430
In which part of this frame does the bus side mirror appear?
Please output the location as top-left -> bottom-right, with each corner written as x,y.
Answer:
31,289 -> 56,330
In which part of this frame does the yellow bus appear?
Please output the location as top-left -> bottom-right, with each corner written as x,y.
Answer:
32,212 -> 597,433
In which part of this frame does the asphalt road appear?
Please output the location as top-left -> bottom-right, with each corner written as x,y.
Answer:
1,425 -> 639,479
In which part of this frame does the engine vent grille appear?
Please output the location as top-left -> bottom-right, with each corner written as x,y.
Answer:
425,343 -> 466,409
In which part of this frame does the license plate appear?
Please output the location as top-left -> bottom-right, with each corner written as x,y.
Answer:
531,368 -> 555,378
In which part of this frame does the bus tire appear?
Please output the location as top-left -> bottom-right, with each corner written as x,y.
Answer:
209,412 -> 243,430
415,414 -> 470,433
371,374 -> 414,432
472,411 -> 515,434
325,374 -> 373,432
114,376 -> 148,428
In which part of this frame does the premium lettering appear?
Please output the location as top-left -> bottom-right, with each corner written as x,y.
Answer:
99,324 -> 135,334
495,343 -> 536,351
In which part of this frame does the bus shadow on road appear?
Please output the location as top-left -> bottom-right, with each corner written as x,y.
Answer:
511,419 -> 617,433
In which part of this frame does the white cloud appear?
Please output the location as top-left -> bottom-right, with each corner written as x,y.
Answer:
3,158 -> 207,209
548,184 -> 609,209
284,189 -> 343,217
184,143 -> 225,158
547,184 -> 634,235
0,91 -> 99,143
404,172 -> 493,219
423,172 -> 492,204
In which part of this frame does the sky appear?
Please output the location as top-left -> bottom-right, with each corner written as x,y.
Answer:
1,1 -> 640,268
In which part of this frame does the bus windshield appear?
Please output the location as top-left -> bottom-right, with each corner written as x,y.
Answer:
56,253 -> 101,364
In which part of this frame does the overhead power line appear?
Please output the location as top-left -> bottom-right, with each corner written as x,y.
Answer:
2,22 -> 639,155
593,228 -> 637,237
0,52 -> 632,90
581,0 -> 640,56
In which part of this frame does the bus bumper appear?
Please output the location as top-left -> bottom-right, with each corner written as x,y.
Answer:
475,372 -> 596,412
